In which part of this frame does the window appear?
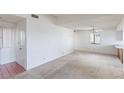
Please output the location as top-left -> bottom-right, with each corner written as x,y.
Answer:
19,30 -> 25,48
90,32 -> 101,44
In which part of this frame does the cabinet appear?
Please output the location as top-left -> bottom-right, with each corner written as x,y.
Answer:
118,49 -> 123,64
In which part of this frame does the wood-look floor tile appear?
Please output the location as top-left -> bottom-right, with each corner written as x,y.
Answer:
0,62 -> 25,79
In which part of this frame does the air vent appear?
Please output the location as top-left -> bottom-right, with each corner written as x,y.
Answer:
74,30 -> 76,32
31,14 -> 39,19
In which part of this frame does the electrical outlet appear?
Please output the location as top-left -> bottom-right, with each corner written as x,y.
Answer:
43,58 -> 46,60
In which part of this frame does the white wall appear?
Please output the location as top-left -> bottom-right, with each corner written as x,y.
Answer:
16,15 -> 74,70
74,30 -> 118,55
116,31 -> 123,41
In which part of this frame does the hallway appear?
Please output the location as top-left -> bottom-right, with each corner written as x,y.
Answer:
0,62 -> 25,79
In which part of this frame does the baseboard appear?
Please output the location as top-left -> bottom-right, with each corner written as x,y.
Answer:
26,50 -> 74,70
74,49 -> 117,56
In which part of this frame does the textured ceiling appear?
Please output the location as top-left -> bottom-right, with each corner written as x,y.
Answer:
54,14 -> 124,30
0,14 -> 25,24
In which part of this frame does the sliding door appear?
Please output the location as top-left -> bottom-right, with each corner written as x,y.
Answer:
0,27 -> 16,64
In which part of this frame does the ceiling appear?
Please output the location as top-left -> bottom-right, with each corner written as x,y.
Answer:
54,14 -> 124,30
0,14 -> 25,24
0,14 -> 123,31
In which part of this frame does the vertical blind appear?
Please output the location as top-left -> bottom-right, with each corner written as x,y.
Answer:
0,27 -> 2,48
0,27 -> 15,48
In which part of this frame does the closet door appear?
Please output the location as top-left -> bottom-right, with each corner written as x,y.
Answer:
1,27 -> 16,64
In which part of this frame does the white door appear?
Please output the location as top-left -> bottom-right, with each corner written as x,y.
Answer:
16,28 -> 26,69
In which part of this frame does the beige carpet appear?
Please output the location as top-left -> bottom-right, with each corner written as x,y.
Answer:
13,51 -> 124,79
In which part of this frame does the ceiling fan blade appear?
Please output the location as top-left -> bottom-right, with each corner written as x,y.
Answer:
74,28 -> 103,32
74,29 -> 93,31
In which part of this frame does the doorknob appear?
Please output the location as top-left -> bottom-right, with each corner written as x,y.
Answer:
19,48 -> 22,50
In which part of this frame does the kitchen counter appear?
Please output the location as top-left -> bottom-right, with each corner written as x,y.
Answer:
115,45 -> 123,49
